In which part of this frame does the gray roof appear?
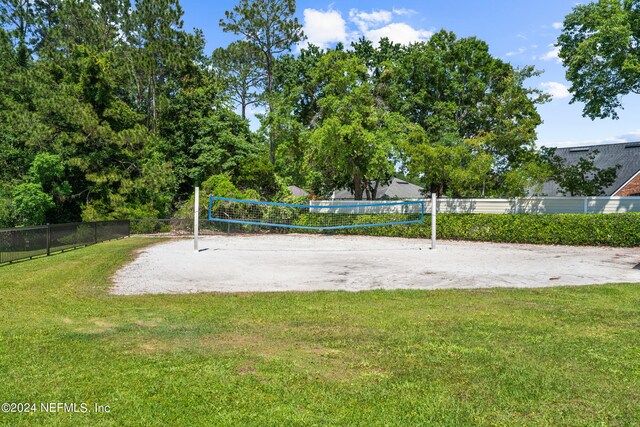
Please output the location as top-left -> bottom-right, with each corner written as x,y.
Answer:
332,177 -> 425,199
541,141 -> 640,196
287,185 -> 309,197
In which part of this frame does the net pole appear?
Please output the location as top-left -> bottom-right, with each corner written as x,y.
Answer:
431,192 -> 437,250
194,187 -> 199,253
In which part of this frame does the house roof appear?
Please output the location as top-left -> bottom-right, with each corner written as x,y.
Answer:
541,142 -> 640,196
287,185 -> 309,197
332,177 -> 425,199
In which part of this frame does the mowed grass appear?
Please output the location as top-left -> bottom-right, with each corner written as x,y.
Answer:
0,238 -> 639,426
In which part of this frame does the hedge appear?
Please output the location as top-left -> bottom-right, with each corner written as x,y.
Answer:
296,213 -> 640,247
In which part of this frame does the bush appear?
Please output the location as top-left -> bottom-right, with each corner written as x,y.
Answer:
294,213 -> 640,247
12,183 -> 55,226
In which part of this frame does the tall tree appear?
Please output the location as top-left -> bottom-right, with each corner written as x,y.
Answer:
0,0 -> 39,65
212,40 -> 263,120
387,31 -> 549,196
270,44 -> 326,184
220,0 -> 305,163
128,0 -> 192,133
557,0 -> 640,119
305,51 -> 420,200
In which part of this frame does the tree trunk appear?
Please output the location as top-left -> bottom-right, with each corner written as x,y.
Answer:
354,171 -> 364,200
266,51 -> 275,164
371,180 -> 379,200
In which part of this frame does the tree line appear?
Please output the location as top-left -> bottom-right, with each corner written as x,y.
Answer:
0,0 -> 630,226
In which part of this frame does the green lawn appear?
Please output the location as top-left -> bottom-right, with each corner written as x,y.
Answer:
1,238 -> 639,426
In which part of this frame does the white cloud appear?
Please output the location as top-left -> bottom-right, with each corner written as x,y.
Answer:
505,47 -> 526,57
540,82 -> 570,99
302,8 -> 349,49
365,22 -> 433,46
347,8 -> 433,47
392,8 -> 417,16
299,7 -> 433,50
552,22 -> 563,30
542,131 -> 640,148
538,45 -> 561,62
349,9 -> 393,32
616,130 -> 640,142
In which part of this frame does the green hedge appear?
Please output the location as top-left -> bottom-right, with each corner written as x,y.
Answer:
296,213 -> 640,247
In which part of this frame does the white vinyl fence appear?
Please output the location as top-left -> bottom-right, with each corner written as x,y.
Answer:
310,196 -> 640,214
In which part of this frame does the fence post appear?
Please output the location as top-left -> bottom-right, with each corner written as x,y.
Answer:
431,193 -> 437,250
46,223 -> 51,256
194,187 -> 199,252
93,221 -> 98,244
583,197 -> 588,214
514,197 -> 519,214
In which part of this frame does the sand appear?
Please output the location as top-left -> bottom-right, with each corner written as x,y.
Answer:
111,234 -> 640,294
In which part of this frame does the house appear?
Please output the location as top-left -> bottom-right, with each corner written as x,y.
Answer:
541,142 -> 640,196
287,185 -> 309,197
331,177 -> 425,200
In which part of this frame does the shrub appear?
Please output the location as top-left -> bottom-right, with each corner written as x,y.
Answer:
294,213 -> 640,247
12,183 -> 55,226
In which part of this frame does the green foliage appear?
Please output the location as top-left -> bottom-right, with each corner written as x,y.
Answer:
212,40 -> 263,119
188,108 -> 259,187
387,32 -> 549,196
296,213 -> 640,247
0,0 -> 557,222
173,174 -> 259,219
236,155 -> 279,197
0,191 -> 15,228
0,0 -> 245,223
273,34 -> 550,198
303,50 -> 419,199
220,0 -> 305,163
401,133 -> 493,197
558,0 -> 640,119
28,153 -> 72,201
11,182 -> 54,226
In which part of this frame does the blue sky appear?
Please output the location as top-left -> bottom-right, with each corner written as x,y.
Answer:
180,0 -> 640,148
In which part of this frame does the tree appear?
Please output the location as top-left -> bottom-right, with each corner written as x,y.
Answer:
542,148 -> 621,196
270,44 -> 326,184
0,0 -> 40,66
387,31 -> 549,196
220,0 -> 305,163
400,133 -> 494,197
557,0 -> 640,119
127,0 -> 197,133
11,182 -> 54,226
304,51 -> 419,200
212,40 -> 262,120
188,108 -> 260,187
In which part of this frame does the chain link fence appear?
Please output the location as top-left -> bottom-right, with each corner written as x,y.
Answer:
0,220 -> 130,264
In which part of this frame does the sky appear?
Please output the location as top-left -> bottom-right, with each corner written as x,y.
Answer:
179,0 -> 640,148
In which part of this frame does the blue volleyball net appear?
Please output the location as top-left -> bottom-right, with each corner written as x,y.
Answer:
208,196 -> 425,231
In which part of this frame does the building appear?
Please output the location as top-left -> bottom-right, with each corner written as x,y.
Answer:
287,185 -> 309,197
542,142 -> 640,196
331,177 -> 425,200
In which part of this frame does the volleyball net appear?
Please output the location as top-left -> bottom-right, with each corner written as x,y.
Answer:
207,196 -> 425,231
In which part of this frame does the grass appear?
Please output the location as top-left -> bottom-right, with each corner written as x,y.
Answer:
0,237 -> 639,426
